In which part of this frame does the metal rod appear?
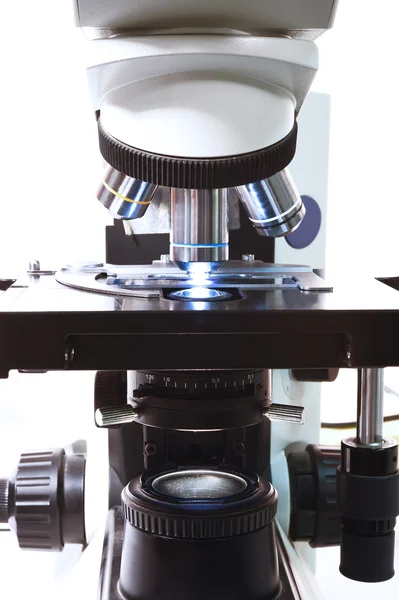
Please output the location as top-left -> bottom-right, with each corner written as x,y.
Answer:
356,368 -> 384,445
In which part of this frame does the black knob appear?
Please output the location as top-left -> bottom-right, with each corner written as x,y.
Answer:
291,368 -> 339,382
94,371 -> 127,429
287,444 -> 341,548
1,447 -> 86,551
337,438 -> 399,582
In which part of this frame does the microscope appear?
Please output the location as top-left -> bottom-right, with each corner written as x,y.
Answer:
1,0 -> 399,598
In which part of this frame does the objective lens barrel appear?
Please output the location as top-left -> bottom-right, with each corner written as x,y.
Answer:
120,469 -> 280,600
97,164 -> 158,220
170,188 -> 229,272
236,168 -> 305,238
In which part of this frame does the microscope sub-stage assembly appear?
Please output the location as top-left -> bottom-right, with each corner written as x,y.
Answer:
1,0 -> 399,598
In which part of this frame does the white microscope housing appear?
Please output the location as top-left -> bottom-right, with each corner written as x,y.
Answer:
75,0 -> 338,272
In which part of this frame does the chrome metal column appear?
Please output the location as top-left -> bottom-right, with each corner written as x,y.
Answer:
236,169 -> 305,238
356,368 -> 384,445
170,188 -> 229,272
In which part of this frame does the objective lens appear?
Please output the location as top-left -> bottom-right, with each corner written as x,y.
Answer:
97,163 -> 158,220
236,168 -> 305,237
169,288 -> 232,301
170,188 -> 229,272
151,469 -> 248,500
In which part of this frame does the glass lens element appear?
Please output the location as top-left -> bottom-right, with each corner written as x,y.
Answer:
169,287 -> 232,301
151,470 -> 248,499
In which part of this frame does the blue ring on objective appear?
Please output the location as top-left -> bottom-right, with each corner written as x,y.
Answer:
171,242 -> 228,248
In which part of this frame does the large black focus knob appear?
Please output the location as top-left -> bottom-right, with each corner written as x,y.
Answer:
0,447 -> 86,551
287,444 -> 341,548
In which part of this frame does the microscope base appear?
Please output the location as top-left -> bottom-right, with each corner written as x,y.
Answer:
99,508 -> 302,600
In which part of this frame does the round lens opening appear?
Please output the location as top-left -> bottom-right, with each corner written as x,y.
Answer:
151,469 -> 248,500
169,287 -> 232,302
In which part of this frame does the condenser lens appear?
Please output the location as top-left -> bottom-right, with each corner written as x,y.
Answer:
169,287 -> 232,301
151,469 -> 248,499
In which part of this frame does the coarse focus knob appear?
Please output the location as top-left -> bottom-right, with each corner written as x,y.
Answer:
287,444 -> 341,548
95,405 -> 138,427
0,447 -> 86,551
263,403 -> 305,424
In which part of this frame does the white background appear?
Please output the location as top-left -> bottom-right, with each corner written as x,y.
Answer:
0,1 -> 399,599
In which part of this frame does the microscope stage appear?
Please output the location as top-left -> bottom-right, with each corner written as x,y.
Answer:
0,263 -> 399,376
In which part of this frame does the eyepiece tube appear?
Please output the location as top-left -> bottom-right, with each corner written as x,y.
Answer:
97,164 -> 158,220
170,188 -> 229,273
236,168 -> 305,238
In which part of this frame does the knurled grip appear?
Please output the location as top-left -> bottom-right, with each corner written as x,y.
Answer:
122,475 -> 278,540
98,119 -> 298,189
14,450 -> 64,550
337,467 -> 399,521
0,479 -> 9,523
1,447 -> 86,551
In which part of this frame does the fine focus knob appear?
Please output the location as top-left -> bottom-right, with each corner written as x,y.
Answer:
1,447 -> 86,551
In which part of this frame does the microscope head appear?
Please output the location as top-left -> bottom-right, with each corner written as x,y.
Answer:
78,0 -> 338,273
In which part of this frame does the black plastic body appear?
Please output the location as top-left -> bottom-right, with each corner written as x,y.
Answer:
119,471 -> 280,600
100,508 -> 299,600
120,521 -> 280,600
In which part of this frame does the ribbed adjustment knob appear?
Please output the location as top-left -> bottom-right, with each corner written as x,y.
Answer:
0,479 -> 9,523
95,405 -> 138,427
122,470 -> 278,540
14,450 -> 64,550
0,446 -> 86,552
94,370 -> 127,411
263,403 -> 306,424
